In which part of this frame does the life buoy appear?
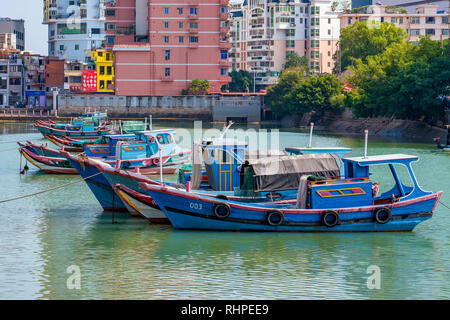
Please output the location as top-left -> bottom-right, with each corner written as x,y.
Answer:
374,207 -> 392,224
266,210 -> 284,226
216,194 -> 228,200
322,210 -> 340,227
213,203 -> 231,219
153,158 -> 160,165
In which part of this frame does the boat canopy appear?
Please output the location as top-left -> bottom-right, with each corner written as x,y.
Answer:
242,153 -> 340,192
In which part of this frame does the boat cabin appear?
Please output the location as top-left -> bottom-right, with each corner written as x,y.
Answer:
305,154 -> 431,209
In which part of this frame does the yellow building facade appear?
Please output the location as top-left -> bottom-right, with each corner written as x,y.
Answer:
91,50 -> 115,93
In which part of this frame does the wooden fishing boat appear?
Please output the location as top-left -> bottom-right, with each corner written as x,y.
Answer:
141,154 -> 443,232
18,141 -> 77,174
35,118 -> 113,139
433,125 -> 450,151
60,129 -> 192,211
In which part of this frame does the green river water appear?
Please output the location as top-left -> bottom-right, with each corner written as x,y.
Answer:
0,121 -> 448,299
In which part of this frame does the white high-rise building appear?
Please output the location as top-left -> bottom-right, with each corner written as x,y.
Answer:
43,0 -> 106,62
229,0 -> 340,88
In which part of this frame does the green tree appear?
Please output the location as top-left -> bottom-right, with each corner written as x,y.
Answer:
345,37 -> 450,124
186,79 -> 210,95
284,74 -> 344,116
334,21 -> 407,73
265,67 -> 304,115
227,70 -> 254,92
283,52 -> 309,72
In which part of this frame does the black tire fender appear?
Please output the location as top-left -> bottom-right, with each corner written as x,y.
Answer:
322,210 -> 340,227
266,210 -> 284,226
213,202 -> 231,219
216,194 -> 229,200
374,207 -> 392,224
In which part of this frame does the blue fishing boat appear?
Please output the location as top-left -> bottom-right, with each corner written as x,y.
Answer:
61,129 -> 192,211
433,126 -> 450,151
35,117 -> 113,139
141,154 -> 443,232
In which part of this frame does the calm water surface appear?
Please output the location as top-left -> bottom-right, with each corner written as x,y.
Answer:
0,121 -> 448,299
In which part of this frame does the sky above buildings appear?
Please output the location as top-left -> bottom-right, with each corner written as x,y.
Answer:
0,0 -> 47,55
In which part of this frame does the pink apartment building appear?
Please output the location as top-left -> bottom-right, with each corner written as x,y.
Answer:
105,0 -> 232,96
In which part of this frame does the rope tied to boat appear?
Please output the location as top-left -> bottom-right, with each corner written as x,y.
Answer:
0,172 -> 102,204
439,200 -> 450,211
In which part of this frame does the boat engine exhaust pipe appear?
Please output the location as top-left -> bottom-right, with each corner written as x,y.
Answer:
364,130 -> 368,158
308,122 -> 314,148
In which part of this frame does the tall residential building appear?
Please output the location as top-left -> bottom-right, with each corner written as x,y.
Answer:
104,0 -> 232,96
0,50 -> 24,107
351,1 -> 449,13
43,0 -> 106,62
0,18 -> 25,51
0,33 -> 17,50
340,4 -> 449,42
229,0 -> 340,89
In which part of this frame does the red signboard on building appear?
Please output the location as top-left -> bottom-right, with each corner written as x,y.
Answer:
82,70 -> 97,92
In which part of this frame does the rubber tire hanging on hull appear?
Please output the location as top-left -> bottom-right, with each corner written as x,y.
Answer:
216,195 -> 229,200
322,211 -> 340,227
213,203 -> 231,219
266,210 -> 284,226
374,207 -> 392,224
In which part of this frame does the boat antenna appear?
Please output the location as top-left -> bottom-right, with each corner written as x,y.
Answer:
307,122 -> 314,148
159,147 -> 164,185
219,121 -> 234,139
364,129 -> 368,158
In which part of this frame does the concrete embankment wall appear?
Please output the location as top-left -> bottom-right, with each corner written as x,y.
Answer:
57,94 -> 263,122
281,108 -> 448,141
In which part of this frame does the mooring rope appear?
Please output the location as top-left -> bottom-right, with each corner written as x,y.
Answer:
439,201 -> 450,210
0,172 -> 101,204
0,147 -> 19,152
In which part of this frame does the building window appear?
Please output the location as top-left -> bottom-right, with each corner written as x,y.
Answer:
328,29 -> 331,35
410,17 -> 420,24
164,8 -> 169,15
220,68 -> 226,76
107,66 -> 112,75
328,18 -> 331,24
328,51 -> 331,57
106,53 -> 111,60
220,50 -> 228,60
442,29 -> 449,35
178,36 -> 184,43
391,17 -> 398,23
106,36 -> 115,44
165,68 -> 170,76
91,28 -> 101,34
189,22 -> 198,29
190,36 -> 198,43
179,22 -> 184,29
310,50 -> 319,58
106,23 -> 115,30
164,36 -> 169,43
100,66 -> 105,75
165,50 -> 171,60
442,16 -> 449,24
328,40 -> 331,45
189,8 -> 198,15
59,45 -> 64,50
100,80 -> 105,89
409,29 -> 420,36
74,44 -> 79,50
425,17 -> 435,24
348,18 -> 352,24
425,29 -> 435,35
177,8 -> 184,15
164,21 -> 169,29
311,29 -> 319,37
105,9 -> 115,17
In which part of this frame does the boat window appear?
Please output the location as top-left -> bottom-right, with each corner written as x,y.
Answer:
148,136 -> 159,155
156,133 -> 173,144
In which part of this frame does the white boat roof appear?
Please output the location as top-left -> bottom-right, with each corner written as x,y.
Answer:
345,154 -> 419,164
286,147 -> 352,150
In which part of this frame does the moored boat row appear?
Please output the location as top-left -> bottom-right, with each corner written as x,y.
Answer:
18,116 -> 443,233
